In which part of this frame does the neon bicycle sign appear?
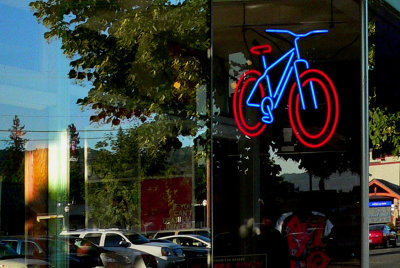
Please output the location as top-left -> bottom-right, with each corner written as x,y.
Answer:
233,29 -> 339,148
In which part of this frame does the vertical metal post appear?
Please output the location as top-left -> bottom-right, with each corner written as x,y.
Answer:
207,158 -> 211,228
210,0 -> 214,265
84,138 -> 88,228
361,0 -> 369,267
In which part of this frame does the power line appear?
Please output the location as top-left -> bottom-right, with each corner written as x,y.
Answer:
0,114 -> 89,118
0,137 -> 107,142
0,128 -> 130,133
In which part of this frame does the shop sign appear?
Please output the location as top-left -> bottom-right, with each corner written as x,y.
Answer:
369,201 -> 392,207
213,254 -> 267,268
233,29 -> 339,148
369,207 -> 391,224
141,177 -> 192,232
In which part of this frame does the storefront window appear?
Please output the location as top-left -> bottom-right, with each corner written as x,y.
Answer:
369,1 -> 400,267
212,0 -> 362,267
0,0 -> 372,266
0,0 -> 210,267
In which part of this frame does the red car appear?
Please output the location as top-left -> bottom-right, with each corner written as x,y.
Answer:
369,224 -> 399,248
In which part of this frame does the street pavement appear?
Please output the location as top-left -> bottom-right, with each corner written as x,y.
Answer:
370,246 -> 400,268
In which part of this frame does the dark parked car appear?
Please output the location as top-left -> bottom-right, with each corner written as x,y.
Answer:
0,242 -> 50,267
0,236 -> 45,257
369,224 -> 400,248
0,236 -> 132,267
159,235 -> 209,267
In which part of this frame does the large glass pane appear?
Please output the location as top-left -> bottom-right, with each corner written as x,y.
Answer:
0,0 -> 210,267
369,1 -> 400,267
212,0 -> 362,267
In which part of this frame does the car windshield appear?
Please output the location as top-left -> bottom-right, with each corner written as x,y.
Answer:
125,233 -> 150,244
197,232 -> 210,238
184,235 -> 210,243
196,236 -> 210,243
370,225 -> 385,231
0,244 -> 21,259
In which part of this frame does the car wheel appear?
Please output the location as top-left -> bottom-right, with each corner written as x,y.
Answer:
141,254 -> 157,268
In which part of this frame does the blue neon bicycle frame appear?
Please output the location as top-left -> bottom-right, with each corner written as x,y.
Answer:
246,29 -> 328,124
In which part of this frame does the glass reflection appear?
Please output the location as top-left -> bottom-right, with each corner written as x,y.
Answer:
369,1 -> 400,267
0,0 -> 210,267
212,0 -> 361,267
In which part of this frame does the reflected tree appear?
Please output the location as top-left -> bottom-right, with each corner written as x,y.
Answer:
0,115 -> 28,183
68,124 -> 85,204
30,0 -> 209,144
87,179 -> 140,228
367,19 -> 400,158
297,153 -> 352,191
87,126 -> 188,228
30,0 -> 211,226
259,147 -> 293,215
0,116 -> 27,235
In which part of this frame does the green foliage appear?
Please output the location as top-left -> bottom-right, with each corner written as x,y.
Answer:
92,128 -> 139,179
69,158 -> 84,203
87,180 -> 139,228
388,221 -> 396,231
368,20 -> 375,68
30,0 -> 211,167
367,19 -> 400,157
66,124 -> 85,203
29,0 -> 211,227
91,126 -> 180,179
87,126 -> 192,227
8,115 -> 28,153
369,107 -> 400,156
88,129 -> 139,228
30,0 -> 210,126
0,116 -> 28,183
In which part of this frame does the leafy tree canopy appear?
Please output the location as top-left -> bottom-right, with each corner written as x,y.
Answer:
87,126 -> 194,227
30,0 -> 209,127
367,19 -> 400,158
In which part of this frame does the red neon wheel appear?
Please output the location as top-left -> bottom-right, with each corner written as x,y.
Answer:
233,70 -> 266,137
288,69 -> 339,148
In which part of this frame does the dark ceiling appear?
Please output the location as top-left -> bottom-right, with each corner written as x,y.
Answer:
213,0 -> 361,62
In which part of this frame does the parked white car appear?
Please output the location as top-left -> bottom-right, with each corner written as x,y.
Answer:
60,229 -> 185,268
161,234 -> 211,248
152,228 -> 210,239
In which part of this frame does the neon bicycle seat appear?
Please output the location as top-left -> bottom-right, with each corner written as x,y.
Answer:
250,44 -> 272,55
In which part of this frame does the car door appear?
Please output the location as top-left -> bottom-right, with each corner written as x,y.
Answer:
103,233 -> 139,262
173,237 -> 202,258
20,241 -> 43,258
